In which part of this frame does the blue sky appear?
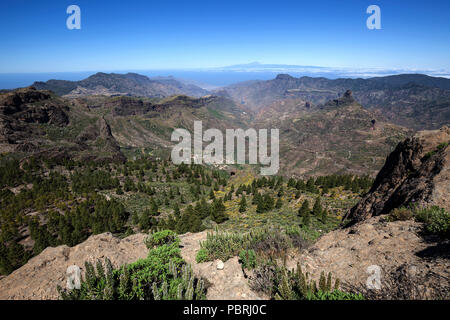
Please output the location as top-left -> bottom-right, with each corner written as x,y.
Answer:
0,0 -> 449,73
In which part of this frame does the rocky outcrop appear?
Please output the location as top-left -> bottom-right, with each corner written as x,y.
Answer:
94,117 -> 126,163
0,87 -> 68,126
345,126 -> 450,224
0,233 -> 148,300
0,87 -> 51,108
290,215 -> 449,293
0,231 -> 266,300
323,89 -> 355,108
0,87 -> 69,149
179,231 -> 267,300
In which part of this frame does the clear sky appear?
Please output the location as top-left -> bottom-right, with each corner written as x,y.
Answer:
0,0 -> 449,73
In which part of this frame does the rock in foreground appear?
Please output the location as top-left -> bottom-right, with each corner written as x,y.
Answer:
346,126 -> 449,224
0,233 -> 148,300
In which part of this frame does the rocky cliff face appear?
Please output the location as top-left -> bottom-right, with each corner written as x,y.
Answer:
0,87 -> 126,163
345,126 -> 450,224
0,231 -> 266,300
254,90 -> 411,177
290,215 -> 449,298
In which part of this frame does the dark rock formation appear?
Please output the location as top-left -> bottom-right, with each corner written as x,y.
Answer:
345,126 -> 450,224
323,89 -> 356,108
275,74 -> 295,81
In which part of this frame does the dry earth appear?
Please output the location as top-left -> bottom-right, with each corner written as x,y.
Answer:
287,216 -> 449,291
0,216 -> 448,299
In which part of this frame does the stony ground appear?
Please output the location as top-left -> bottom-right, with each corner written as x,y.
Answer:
0,233 -> 148,300
179,231 -> 267,300
0,230 -> 266,300
287,216 -> 449,291
0,216 -> 448,299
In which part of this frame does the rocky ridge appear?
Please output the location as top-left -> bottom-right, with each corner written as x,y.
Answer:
346,126 -> 450,224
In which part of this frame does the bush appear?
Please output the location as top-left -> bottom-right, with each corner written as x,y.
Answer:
57,235 -> 206,300
249,263 -> 277,295
306,289 -> 364,300
198,226 -> 306,263
415,206 -> 450,238
195,248 -> 208,263
250,263 -> 362,300
145,230 -> 178,248
388,207 -> 413,221
343,264 -> 449,300
238,249 -> 257,269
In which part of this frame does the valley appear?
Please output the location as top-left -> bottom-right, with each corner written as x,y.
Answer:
0,72 -> 448,301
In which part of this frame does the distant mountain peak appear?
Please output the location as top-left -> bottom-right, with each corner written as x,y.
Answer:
32,72 -> 209,98
323,89 -> 356,108
275,74 -> 295,80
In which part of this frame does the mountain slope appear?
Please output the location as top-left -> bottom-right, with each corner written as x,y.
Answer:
0,87 -> 249,162
0,87 -> 126,163
254,90 -> 411,177
218,74 -> 450,130
346,125 -> 450,224
33,72 -> 209,98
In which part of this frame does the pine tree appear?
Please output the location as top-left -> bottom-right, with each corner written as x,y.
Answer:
298,199 -> 310,217
139,209 -> 153,230
211,198 -> 227,223
173,204 -> 181,219
298,199 -> 311,226
321,208 -> 328,222
312,197 -> 322,217
303,211 -> 310,226
263,194 -> 274,211
256,200 -> 265,213
239,196 -> 247,213
150,199 -> 159,216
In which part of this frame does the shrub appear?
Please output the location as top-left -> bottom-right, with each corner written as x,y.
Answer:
195,248 -> 208,263
249,263 -> 277,295
198,226 -> 306,263
250,263 -> 361,300
436,141 -> 449,151
344,264 -> 449,300
388,207 -> 413,221
414,206 -> 450,238
306,289 -> 364,300
239,249 -> 257,269
57,235 -> 206,300
145,230 -> 178,248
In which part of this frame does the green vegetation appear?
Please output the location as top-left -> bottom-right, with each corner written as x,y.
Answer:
198,226 -> 307,263
250,263 -> 364,300
422,140 -> 449,161
415,206 -> 450,238
195,248 -> 208,263
57,232 -> 206,300
0,151 -> 370,279
387,207 -> 414,221
387,205 -> 449,239
0,155 -> 229,275
238,249 -> 257,269
145,230 -> 177,248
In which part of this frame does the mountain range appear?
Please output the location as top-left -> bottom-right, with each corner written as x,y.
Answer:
216,73 -> 450,130
32,72 -> 209,98
0,76 -> 412,177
